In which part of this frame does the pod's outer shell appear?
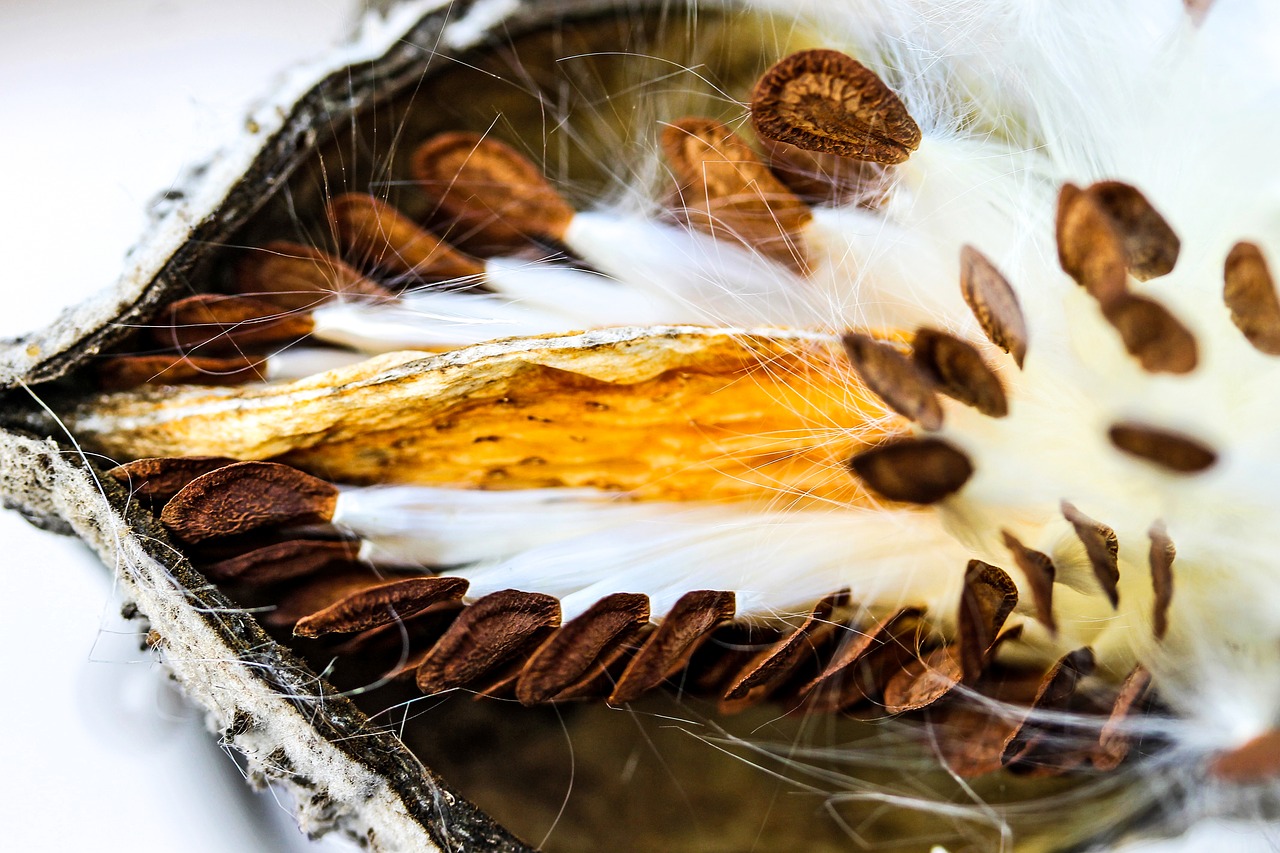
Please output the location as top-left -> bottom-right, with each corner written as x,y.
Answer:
0,1 -> 668,849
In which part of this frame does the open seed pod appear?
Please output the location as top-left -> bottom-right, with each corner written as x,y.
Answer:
7,1 -> 1280,851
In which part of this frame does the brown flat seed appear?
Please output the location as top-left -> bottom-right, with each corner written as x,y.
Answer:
235,241 -> 393,309
294,576 -> 470,638
98,354 -> 265,390
1224,241 -> 1280,355
882,646 -> 962,713
722,594 -> 842,702
1094,665 -> 1152,771
148,294 -> 315,355
1148,522 -> 1176,640
516,593 -> 650,705
160,460 -> 340,543
415,590 -> 561,694
841,332 -> 943,430
661,117 -> 812,273
200,539 -> 358,584
327,192 -> 485,281
412,132 -> 576,247
1101,293 -> 1198,374
1209,729 -> 1280,782
912,328 -> 1008,417
1061,502 -> 1121,608
1086,182 -> 1181,281
751,49 -> 921,165
1002,648 -> 1096,769
959,245 -> 1028,368
107,456 -> 239,503
610,590 -> 736,704
1001,531 -> 1056,633
798,608 -> 919,704
761,136 -> 885,208
1109,423 -> 1217,474
959,560 -> 1019,681
1056,183 -> 1128,303
848,437 -> 973,504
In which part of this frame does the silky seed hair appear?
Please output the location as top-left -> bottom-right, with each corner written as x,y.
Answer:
42,0 -> 1280,849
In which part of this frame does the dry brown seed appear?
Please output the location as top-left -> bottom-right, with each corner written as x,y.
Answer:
751,49 -> 921,165
761,136 -> 885,208
928,668 -> 1048,778
148,294 -> 315,355
235,241 -> 393,309
1084,182 -> 1180,281
516,592 -> 650,705
159,460 -> 340,543
294,576 -> 470,638
798,608 -> 919,704
1148,522 -> 1176,640
1002,648 -> 1096,768
1056,183 -> 1128,303
1000,530 -> 1056,633
98,354 -> 265,390
414,590 -> 561,694
1100,293 -> 1198,375
959,245 -> 1028,368
881,645 -> 962,712
661,117 -> 812,273
1224,241 -> 1280,355
958,560 -> 1019,682
610,590 -> 736,704
912,328 -> 1009,418
721,594 -> 842,703
327,192 -> 486,281
1094,665 -> 1153,771
1109,422 -> 1217,474
201,539 -> 359,585
411,132 -> 576,248
1209,729 -> 1280,782
263,569 -> 398,629
1060,502 -> 1121,608
841,332 -> 943,430
107,456 -> 238,503
848,437 -> 973,504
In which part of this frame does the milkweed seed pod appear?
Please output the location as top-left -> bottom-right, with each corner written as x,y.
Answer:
3,0 -> 1279,851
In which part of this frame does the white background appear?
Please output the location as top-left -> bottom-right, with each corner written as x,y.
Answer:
0,1 -> 1275,851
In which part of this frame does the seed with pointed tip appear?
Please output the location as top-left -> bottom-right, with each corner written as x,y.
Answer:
1061,502 -> 1121,608
959,245 -> 1028,368
1057,182 -> 1180,297
201,539 -> 358,585
516,592 -> 650,705
1001,531 -> 1056,633
751,49 -> 921,165
98,354 -> 265,390
610,590 -> 736,704
415,589 -> 561,694
1224,241 -> 1280,355
327,192 -> 485,281
293,576 -> 470,638
958,560 -> 1018,682
235,241 -> 393,309
661,117 -> 812,273
848,437 -> 973,504
107,456 -> 239,503
1148,522 -> 1176,640
882,646 -> 962,713
721,593 -> 842,703
1101,293 -> 1198,374
412,132 -> 576,248
1002,648 -> 1096,767
798,608 -> 919,709
149,294 -> 315,355
160,460 -> 339,543
841,332 -> 943,430
1094,665 -> 1152,771
1109,423 -> 1217,474
912,328 -> 1008,417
